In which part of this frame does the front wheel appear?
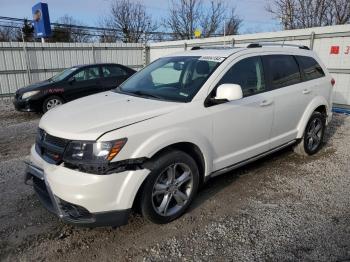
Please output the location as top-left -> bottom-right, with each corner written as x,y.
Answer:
140,150 -> 199,224
293,111 -> 326,156
42,96 -> 64,113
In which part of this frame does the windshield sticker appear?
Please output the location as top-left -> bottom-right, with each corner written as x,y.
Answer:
179,92 -> 189,97
198,56 -> 225,63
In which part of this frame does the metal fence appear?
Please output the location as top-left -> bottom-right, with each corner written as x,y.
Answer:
149,24 -> 350,106
0,42 -> 146,97
1,24 -> 349,105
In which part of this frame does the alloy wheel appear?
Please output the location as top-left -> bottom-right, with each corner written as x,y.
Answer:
46,98 -> 62,110
152,163 -> 194,217
305,118 -> 323,152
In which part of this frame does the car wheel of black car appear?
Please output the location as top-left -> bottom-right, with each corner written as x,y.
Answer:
43,96 -> 64,113
140,150 -> 199,224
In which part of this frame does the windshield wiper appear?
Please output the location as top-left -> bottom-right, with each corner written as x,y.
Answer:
127,90 -> 164,100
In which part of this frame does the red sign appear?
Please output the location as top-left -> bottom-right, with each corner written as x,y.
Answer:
330,46 -> 340,54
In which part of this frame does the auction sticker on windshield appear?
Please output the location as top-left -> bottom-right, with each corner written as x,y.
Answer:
198,56 -> 225,62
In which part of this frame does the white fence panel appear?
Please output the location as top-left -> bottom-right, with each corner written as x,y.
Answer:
1,25 -> 349,105
0,42 -> 145,96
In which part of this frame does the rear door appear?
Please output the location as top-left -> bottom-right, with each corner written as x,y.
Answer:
65,66 -> 103,100
262,55 -> 310,148
210,55 -> 274,171
100,65 -> 130,90
295,55 -> 328,103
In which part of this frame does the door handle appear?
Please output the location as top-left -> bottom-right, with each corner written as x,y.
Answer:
302,89 -> 311,94
260,99 -> 273,107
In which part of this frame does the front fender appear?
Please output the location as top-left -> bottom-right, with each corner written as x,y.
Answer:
130,127 -> 214,177
296,96 -> 330,138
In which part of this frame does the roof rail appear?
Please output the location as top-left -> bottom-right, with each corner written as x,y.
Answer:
247,42 -> 310,50
190,45 -> 236,50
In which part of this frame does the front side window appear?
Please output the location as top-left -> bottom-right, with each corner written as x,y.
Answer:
296,56 -> 325,81
263,55 -> 301,89
73,67 -> 100,82
50,67 -> 78,82
102,65 -> 127,78
219,56 -> 266,97
117,56 -> 223,102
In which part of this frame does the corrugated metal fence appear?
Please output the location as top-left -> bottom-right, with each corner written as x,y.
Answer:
0,42 -> 145,97
149,24 -> 350,106
1,24 -> 349,105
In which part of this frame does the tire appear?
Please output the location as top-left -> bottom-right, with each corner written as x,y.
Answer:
293,111 -> 326,156
140,150 -> 199,224
42,96 -> 64,113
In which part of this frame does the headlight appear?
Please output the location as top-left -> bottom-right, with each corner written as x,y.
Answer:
22,90 -> 40,99
63,138 -> 127,164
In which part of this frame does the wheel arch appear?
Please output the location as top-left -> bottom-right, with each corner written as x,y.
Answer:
296,96 -> 329,138
148,142 -> 206,186
132,141 -> 209,211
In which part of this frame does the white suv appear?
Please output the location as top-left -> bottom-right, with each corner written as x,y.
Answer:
25,43 -> 333,227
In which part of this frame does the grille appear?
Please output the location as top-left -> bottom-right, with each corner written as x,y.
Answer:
45,133 -> 67,148
36,128 -> 69,164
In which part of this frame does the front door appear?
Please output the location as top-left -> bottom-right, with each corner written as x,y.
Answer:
65,66 -> 102,101
210,56 -> 274,171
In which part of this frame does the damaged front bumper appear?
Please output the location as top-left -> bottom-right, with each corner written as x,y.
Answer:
24,161 -> 131,227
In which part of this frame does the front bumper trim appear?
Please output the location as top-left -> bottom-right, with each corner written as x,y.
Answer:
25,161 -> 131,227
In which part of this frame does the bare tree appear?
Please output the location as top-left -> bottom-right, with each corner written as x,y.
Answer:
0,21 -> 30,42
164,0 -> 241,40
328,0 -> 350,24
51,15 -> 92,43
0,24 -> 19,41
164,0 -> 201,40
225,8 -> 242,35
266,0 -> 350,29
200,0 -> 225,37
103,0 -> 158,43
98,17 -> 117,43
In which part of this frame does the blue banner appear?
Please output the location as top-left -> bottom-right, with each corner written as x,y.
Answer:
32,2 -> 52,38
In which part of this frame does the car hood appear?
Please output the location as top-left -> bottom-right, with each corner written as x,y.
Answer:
39,91 -> 182,141
17,80 -> 51,93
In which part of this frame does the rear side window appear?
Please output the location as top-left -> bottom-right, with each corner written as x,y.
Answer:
263,55 -> 301,89
296,56 -> 325,81
102,65 -> 127,78
73,67 -> 100,82
219,56 -> 266,97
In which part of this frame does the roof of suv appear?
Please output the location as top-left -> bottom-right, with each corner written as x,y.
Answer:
168,48 -> 245,58
168,44 -> 312,58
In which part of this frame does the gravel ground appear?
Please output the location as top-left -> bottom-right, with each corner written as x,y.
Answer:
0,100 -> 349,261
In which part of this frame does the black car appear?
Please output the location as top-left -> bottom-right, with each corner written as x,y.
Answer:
13,63 -> 136,112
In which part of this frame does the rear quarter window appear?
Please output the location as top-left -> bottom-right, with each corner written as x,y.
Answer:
263,55 -> 302,89
296,56 -> 325,81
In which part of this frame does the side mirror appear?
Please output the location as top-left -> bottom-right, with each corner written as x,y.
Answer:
68,76 -> 75,84
173,62 -> 183,71
215,84 -> 243,101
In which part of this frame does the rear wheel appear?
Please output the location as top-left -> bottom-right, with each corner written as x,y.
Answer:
42,96 -> 64,113
293,111 -> 326,156
140,150 -> 199,224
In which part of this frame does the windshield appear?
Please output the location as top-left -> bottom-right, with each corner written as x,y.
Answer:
50,67 -> 78,82
117,56 -> 223,102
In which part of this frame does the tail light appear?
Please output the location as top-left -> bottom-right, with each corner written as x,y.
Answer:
331,78 -> 335,87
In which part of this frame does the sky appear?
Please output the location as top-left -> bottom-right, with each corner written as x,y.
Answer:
0,0 -> 282,34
